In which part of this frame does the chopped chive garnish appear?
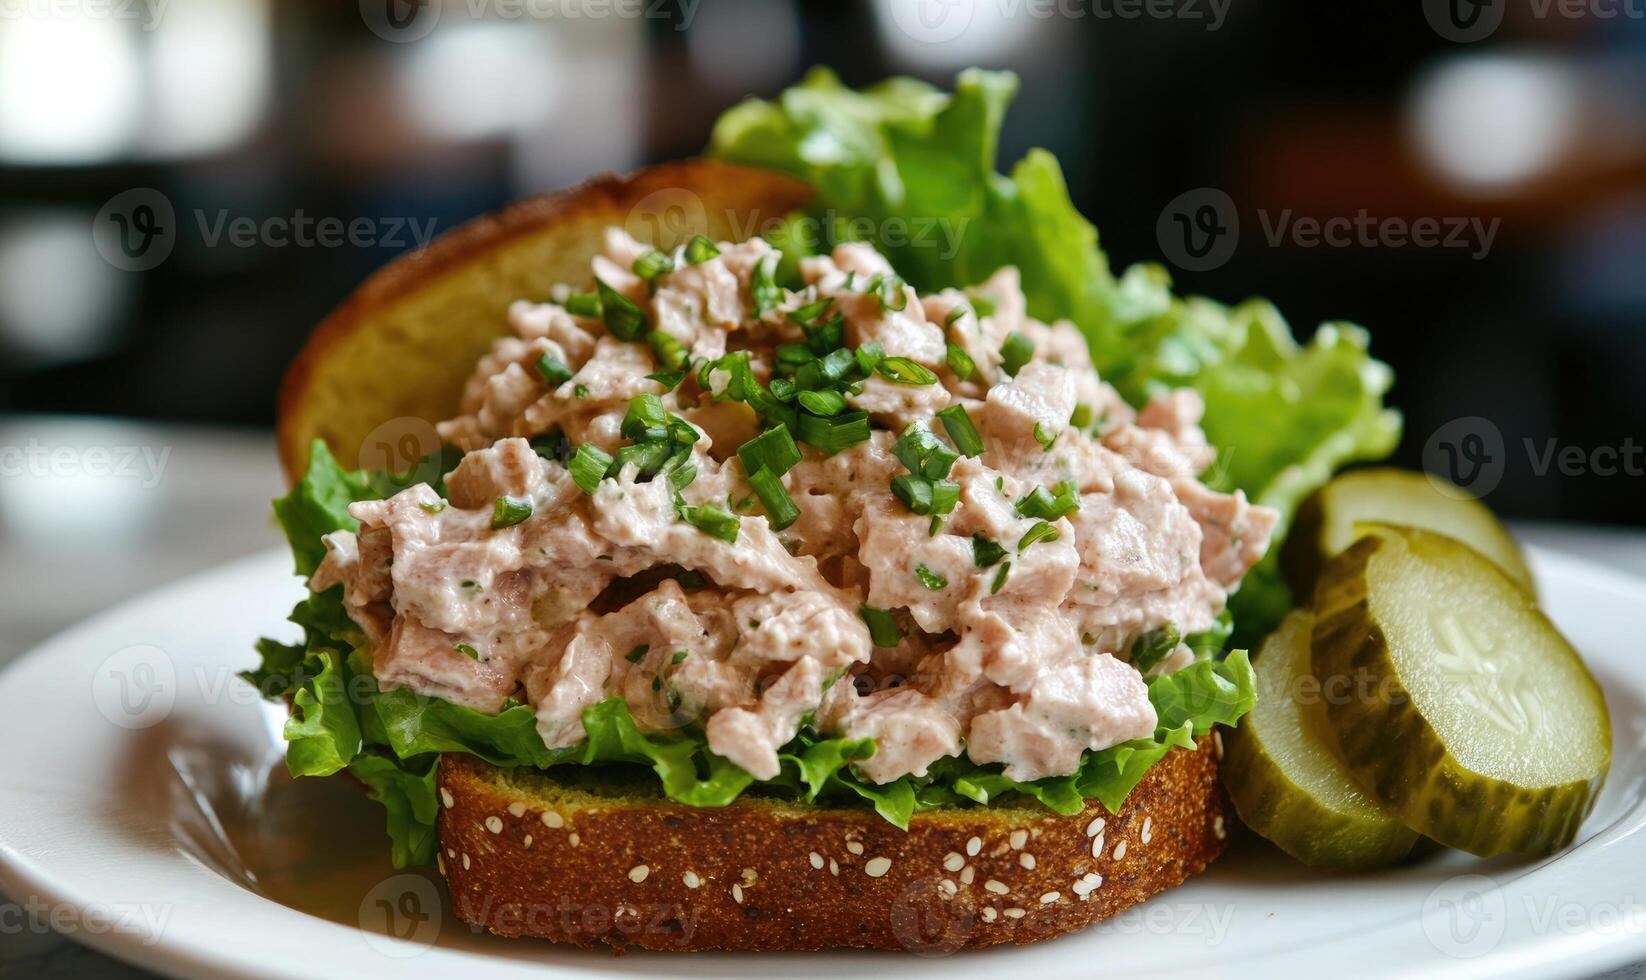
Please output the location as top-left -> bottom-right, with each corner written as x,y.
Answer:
1016,481 -> 1080,521
1070,403 -> 1093,428
595,278 -> 646,341
751,253 -> 780,314
1033,422 -> 1057,450
574,384 -> 589,398
859,605 -> 900,648
684,234 -> 720,264
854,341 -> 885,376
737,424 -> 802,478
990,561 -> 1011,595
672,649 -> 689,665
969,292 -> 998,318
678,502 -> 740,543
1130,624 -> 1183,672
914,564 -> 948,590
876,357 -> 938,386
944,305 -> 969,327
1017,520 -> 1060,551
891,475 -> 959,516
787,298 -> 831,325
945,342 -> 975,379
536,352 -> 573,387
621,394 -> 669,441
867,273 -> 908,312
419,499 -> 447,515
647,330 -> 688,370
803,313 -> 845,355
614,440 -> 672,477
632,249 -> 674,281
646,370 -> 685,391
894,425 -> 959,480
490,495 -> 533,529
666,686 -> 682,711
935,405 -> 984,457
668,461 -> 697,491
796,410 -> 870,453
797,388 -> 847,416
770,377 -> 797,402
775,343 -> 814,373
999,331 -> 1034,377
625,644 -> 650,664
454,643 -> 480,660
563,292 -> 601,318
747,467 -> 800,530
971,534 -> 1006,567
929,515 -> 944,537
570,444 -> 613,493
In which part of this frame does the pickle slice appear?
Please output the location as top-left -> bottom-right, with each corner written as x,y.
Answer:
1311,525 -> 1611,856
1223,610 -> 1420,869
1285,468 -> 1535,595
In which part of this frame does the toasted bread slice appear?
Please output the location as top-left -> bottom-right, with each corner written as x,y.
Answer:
275,159 -> 812,481
436,737 -> 1229,952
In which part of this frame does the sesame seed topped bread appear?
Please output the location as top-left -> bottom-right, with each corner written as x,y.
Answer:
435,736 -> 1228,952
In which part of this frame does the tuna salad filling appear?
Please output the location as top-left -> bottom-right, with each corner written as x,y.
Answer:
307,230 -> 1278,787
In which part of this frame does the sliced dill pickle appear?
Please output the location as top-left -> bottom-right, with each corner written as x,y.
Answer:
1311,525 -> 1610,856
1285,468 -> 1535,595
1222,610 -> 1419,869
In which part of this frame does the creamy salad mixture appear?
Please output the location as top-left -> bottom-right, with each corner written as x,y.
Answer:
312,230 -> 1277,786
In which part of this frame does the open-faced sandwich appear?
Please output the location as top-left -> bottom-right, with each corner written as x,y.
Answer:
247,69 -> 1610,953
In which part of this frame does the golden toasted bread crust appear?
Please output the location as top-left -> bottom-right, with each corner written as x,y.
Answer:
436,737 -> 1228,952
276,159 -> 812,483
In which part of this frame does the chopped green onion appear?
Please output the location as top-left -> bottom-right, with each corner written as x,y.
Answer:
1033,423 -> 1057,450
914,564 -> 948,590
419,499 -> 447,515
614,440 -> 673,477
770,377 -> 797,402
563,292 -> 601,318
574,384 -> 589,398
971,534 -> 1006,567
621,394 -> 668,442
867,273 -> 908,312
1017,520 -> 1060,551
751,253 -> 780,314
536,352 -> 573,387
737,424 -> 802,477
944,305 -> 969,327
678,502 -> 740,543
775,343 -> 813,373
796,347 -> 854,390
668,461 -> 697,492
854,341 -> 885,376
894,425 -> 958,480
876,357 -> 938,386
454,643 -> 480,660
999,331 -> 1034,377
1130,624 -> 1183,672
1070,403 -> 1094,428
646,370 -> 685,391
787,298 -> 830,325
595,278 -> 646,341
945,342 -> 975,379
632,249 -> 674,281
684,235 -> 721,264
891,475 -> 959,516
797,389 -> 847,416
625,644 -> 650,664
570,444 -> 613,493
1016,481 -> 1080,521
969,292 -> 998,318
647,330 -> 688,371
490,495 -> 533,529
796,410 -> 870,453
672,649 -> 689,665
929,515 -> 944,537
990,562 -> 1011,595
859,605 -> 900,648
747,467 -> 800,530
803,313 -> 845,355
529,430 -> 571,463
935,405 -> 984,457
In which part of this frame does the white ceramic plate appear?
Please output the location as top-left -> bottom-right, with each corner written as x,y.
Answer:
1,546 -> 1643,980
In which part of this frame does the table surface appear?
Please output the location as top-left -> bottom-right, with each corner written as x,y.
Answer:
1,417 -> 1643,979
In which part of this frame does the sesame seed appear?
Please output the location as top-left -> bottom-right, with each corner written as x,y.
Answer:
1040,891 -> 1060,904
846,840 -> 864,856
440,788 -> 454,809
437,854 -> 446,875
1090,833 -> 1105,858
1085,816 -> 1106,838
984,879 -> 1007,894
1019,853 -> 1036,870
982,907 -> 998,922
1141,816 -> 1153,844
629,864 -> 650,883
965,836 -> 981,856
484,816 -> 503,834
741,867 -> 757,883
523,834 -> 533,849
1213,729 -> 1225,758
1113,840 -> 1128,860
829,859 -> 839,876
942,852 -> 964,872
809,851 -> 824,870
1009,829 -> 1027,849
683,871 -> 701,888
568,832 -> 581,847
1071,880 -> 1094,898
446,847 -> 456,859
1214,816 -> 1226,839
960,865 -> 976,884
1005,907 -> 1026,919
541,810 -> 564,829
732,884 -> 744,904
939,879 -> 957,895
461,853 -> 471,871
507,802 -> 527,818
864,857 -> 892,877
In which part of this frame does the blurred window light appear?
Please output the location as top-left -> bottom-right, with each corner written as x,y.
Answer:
0,15 -> 142,164
509,16 -> 644,191
871,0 -> 1039,69
687,0 -> 800,94
395,20 -> 561,142
0,211 -> 130,367
147,0 -> 272,158
1409,55 -> 1583,192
